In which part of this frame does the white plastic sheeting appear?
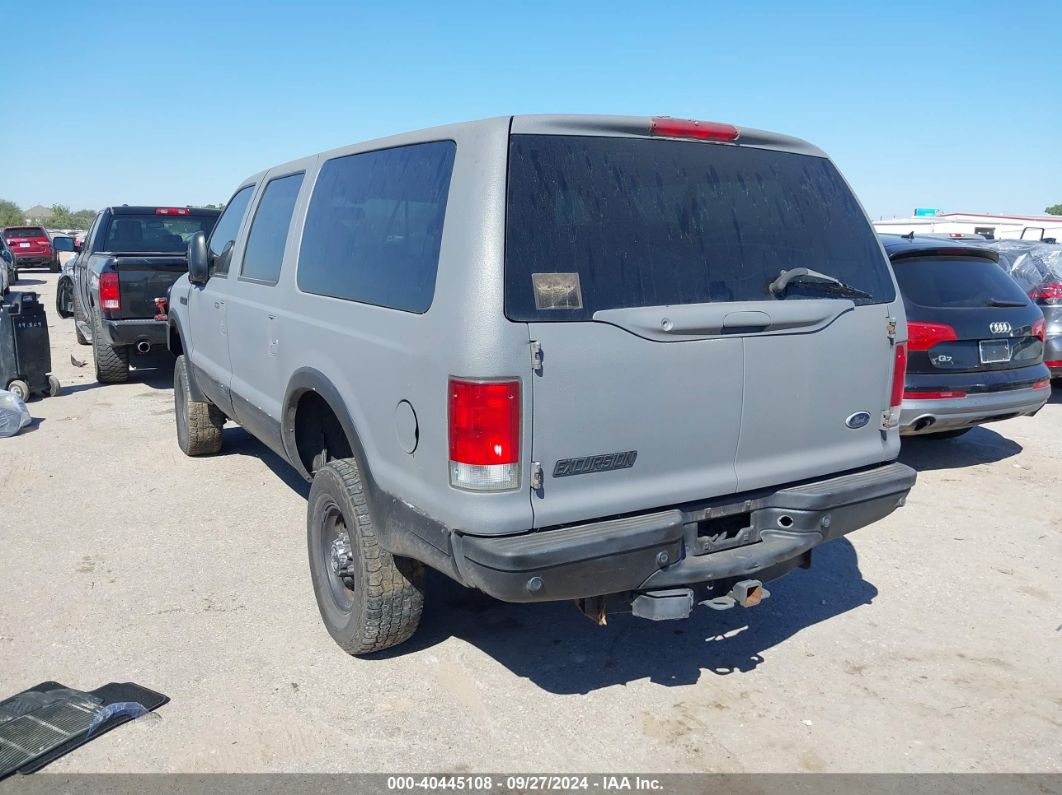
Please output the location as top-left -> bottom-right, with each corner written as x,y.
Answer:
979,240 -> 1062,293
0,389 -> 31,438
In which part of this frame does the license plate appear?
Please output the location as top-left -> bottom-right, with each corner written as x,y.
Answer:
979,339 -> 1011,364
18,242 -> 29,248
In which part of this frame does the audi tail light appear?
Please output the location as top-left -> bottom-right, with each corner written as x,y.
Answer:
907,321 -> 958,351
1032,318 -> 1045,342
448,378 -> 521,491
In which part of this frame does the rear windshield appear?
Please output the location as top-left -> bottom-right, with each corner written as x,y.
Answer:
893,256 -> 1031,309
102,214 -> 218,253
3,227 -> 47,239
505,135 -> 895,320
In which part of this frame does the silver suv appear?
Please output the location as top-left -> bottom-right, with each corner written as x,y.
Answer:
168,115 -> 917,654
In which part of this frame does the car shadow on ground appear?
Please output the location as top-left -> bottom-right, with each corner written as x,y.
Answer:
375,538 -> 875,693
58,351 -> 176,394
220,426 -> 310,497
898,425 -> 1022,472
12,278 -> 48,287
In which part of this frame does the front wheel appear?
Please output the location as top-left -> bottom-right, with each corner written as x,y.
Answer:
56,279 -> 73,318
174,355 -> 224,455
307,459 -> 425,655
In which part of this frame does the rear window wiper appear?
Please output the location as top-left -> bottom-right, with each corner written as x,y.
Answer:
769,267 -> 873,300
986,297 -> 1026,308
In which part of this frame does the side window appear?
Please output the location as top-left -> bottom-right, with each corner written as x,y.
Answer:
239,173 -> 304,284
297,141 -> 456,313
207,185 -> 256,277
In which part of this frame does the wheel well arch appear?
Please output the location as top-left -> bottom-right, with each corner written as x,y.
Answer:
167,319 -> 184,356
282,368 -> 365,483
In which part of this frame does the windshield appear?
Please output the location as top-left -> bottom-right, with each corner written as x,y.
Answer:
505,135 -> 895,320
102,214 -> 218,253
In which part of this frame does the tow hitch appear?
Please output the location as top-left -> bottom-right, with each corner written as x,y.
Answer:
629,579 -> 770,621
703,579 -> 770,611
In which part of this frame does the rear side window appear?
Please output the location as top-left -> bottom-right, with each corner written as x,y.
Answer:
505,135 -> 895,320
298,141 -> 456,313
893,256 -> 1031,308
4,227 -> 47,239
240,173 -> 304,284
208,185 -> 256,276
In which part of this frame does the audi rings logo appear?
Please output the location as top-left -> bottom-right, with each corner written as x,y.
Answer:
989,321 -> 1012,335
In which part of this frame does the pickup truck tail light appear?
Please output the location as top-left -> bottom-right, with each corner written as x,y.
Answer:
99,272 -> 121,311
448,378 -> 520,491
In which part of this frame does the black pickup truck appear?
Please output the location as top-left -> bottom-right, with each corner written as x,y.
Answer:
73,206 -> 220,383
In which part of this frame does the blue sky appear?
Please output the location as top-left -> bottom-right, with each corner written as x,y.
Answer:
2,0 -> 1059,218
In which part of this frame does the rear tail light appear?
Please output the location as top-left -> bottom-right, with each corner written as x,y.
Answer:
1029,282 -> 1062,303
907,321 -> 959,351
448,378 -> 521,491
890,344 -> 908,408
156,208 -> 190,216
1045,360 -> 1062,369
1033,317 -> 1045,342
650,117 -> 739,142
903,389 -> 967,400
1032,379 -> 1051,390
99,272 -> 121,311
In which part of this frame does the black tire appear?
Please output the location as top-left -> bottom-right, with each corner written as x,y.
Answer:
7,379 -> 29,402
56,279 -> 72,318
47,375 -> 61,397
72,291 -> 90,345
307,459 -> 425,655
91,313 -> 129,383
920,428 -> 972,440
174,355 -> 224,455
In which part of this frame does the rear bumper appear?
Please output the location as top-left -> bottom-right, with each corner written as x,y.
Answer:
98,317 -> 168,348
454,461 -> 916,603
900,384 -> 1050,435
13,254 -> 53,267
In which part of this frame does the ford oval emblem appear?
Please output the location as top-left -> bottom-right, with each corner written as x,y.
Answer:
845,411 -> 872,429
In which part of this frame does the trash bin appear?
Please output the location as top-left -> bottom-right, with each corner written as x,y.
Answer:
0,292 -> 59,401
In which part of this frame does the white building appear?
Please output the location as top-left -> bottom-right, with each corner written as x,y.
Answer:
873,212 -> 1062,242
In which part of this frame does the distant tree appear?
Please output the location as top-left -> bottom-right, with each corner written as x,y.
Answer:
204,203 -> 226,211
0,199 -> 23,226
49,204 -> 75,227
70,209 -> 96,229
1046,204 -> 1062,216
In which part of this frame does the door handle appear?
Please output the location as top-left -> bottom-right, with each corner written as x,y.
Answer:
214,301 -> 224,309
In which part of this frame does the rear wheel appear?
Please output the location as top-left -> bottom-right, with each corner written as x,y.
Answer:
307,458 -> 425,655
47,375 -> 61,398
920,428 -> 972,440
91,313 -> 129,383
174,355 -> 224,455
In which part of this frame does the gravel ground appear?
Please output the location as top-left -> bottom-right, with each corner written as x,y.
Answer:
1,271 -> 1059,774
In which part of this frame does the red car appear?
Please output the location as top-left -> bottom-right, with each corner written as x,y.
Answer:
2,226 -> 56,272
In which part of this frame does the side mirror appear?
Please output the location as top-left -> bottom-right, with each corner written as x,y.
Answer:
187,231 -> 210,285
73,240 -> 82,252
